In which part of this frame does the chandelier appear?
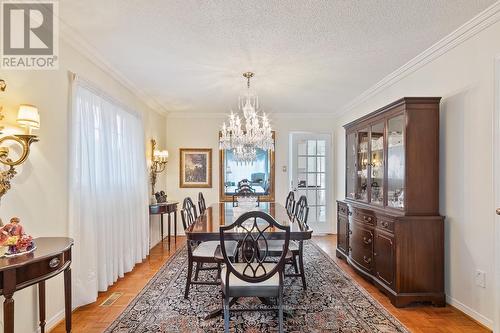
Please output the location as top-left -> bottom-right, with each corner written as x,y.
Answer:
219,72 -> 274,163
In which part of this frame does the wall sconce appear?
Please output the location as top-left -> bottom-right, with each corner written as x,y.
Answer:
0,80 -> 40,201
150,139 -> 168,195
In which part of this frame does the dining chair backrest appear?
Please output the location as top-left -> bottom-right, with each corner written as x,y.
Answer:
182,197 -> 198,229
294,195 -> 309,226
238,179 -> 251,188
285,191 -> 295,216
220,211 -> 290,283
232,187 -> 260,207
237,184 -> 255,193
180,208 -> 196,230
198,192 -> 206,213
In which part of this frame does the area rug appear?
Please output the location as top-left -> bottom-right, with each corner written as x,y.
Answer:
105,242 -> 410,332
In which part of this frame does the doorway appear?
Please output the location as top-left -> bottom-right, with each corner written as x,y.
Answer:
290,132 -> 333,233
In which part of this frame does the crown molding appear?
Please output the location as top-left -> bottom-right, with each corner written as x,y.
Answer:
166,112 -> 337,119
58,20 -> 169,116
338,1 -> 500,116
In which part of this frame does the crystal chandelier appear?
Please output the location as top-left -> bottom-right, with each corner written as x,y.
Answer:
219,72 -> 274,163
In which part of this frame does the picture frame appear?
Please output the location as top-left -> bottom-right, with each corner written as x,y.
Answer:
179,148 -> 212,188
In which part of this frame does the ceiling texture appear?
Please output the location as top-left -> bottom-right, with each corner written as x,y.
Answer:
59,0 -> 495,116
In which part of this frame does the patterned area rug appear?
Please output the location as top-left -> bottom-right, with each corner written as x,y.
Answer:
105,242 -> 409,332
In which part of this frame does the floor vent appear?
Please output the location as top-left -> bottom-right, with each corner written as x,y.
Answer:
100,292 -> 123,307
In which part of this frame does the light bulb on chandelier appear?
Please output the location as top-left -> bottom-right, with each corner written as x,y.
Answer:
219,72 -> 274,163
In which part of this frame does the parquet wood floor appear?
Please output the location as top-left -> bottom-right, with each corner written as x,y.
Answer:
50,235 -> 491,333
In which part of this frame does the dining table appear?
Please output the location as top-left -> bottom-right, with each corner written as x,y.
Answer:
185,201 -> 313,319
185,202 -> 313,242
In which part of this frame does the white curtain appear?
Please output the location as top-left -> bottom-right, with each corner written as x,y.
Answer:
69,75 -> 149,307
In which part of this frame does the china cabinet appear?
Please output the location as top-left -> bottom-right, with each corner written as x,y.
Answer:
337,97 -> 445,307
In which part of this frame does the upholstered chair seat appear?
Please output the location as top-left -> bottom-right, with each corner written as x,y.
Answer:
221,263 -> 280,297
192,240 -> 238,258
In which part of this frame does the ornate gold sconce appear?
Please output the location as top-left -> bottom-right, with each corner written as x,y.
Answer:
150,139 -> 168,195
0,80 -> 40,200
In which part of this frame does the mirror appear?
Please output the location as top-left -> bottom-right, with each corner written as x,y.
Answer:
219,132 -> 275,202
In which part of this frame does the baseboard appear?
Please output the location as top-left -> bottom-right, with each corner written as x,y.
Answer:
446,295 -> 493,330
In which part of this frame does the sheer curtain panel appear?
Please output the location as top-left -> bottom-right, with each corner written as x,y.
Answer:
69,76 -> 149,307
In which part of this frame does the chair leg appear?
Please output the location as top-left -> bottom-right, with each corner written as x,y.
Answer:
184,259 -> 193,299
223,294 -> 230,333
292,254 -> 299,274
194,262 -> 201,281
278,288 -> 284,333
298,245 -> 306,290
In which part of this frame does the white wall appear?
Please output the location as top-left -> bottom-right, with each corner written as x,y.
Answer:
165,115 -> 335,233
333,18 -> 500,329
0,40 -> 167,332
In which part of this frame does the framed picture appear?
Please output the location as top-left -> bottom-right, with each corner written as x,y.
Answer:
179,148 -> 212,188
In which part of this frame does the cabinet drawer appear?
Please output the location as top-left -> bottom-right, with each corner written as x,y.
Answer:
352,208 -> 376,226
16,254 -> 66,285
377,218 -> 395,233
350,223 -> 374,272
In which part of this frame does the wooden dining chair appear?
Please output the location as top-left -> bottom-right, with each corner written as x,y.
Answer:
259,195 -> 309,290
285,191 -> 295,216
198,192 -> 207,213
232,187 -> 260,207
219,211 -> 290,333
181,197 -> 238,299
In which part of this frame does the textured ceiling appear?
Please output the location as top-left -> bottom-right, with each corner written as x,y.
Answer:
59,0 -> 495,115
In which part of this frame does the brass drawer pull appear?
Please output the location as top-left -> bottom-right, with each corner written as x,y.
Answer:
363,216 -> 373,223
382,221 -> 389,228
363,256 -> 372,264
363,236 -> 372,245
49,257 -> 60,268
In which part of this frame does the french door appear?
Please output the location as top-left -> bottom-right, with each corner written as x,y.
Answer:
290,132 -> 332,233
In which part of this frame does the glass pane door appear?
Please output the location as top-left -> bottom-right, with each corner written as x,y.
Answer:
346,132 -> 356,199
370,122 -> 384,205
356,128 -> 369,201
290,133 -> 332,233
387,115 -> 405,209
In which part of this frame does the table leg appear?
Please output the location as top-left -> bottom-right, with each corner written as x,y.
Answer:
3,293 -> 14,333
167,212 -> 171,251
3,269 -> 15,333
39,281 -> 46,333
174,210 -> 177,243
64,267 -> 72,333
160,214 -> 164,242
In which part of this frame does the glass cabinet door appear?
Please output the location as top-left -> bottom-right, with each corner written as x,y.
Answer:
346,132 -> 356,199
370,122 -> 384,205
356,128 -> 369,201
387,115 -> 405,209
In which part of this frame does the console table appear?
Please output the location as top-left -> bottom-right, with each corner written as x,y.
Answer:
149,201 -> 178,250
0,237 -> 74,333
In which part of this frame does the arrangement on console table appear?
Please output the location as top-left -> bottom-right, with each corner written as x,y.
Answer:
337,97 -> 445,307
0,217 -> 35,257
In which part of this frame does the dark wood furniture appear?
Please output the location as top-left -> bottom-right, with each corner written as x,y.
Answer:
185,202 -> 312,242
0,237 -> 73,333
220,210 -> 290,333
337,97 -> 445,307
149,201 -> 178,250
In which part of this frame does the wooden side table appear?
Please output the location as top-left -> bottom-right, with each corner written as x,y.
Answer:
0,237 -> 74,333
149,201 -> 178,250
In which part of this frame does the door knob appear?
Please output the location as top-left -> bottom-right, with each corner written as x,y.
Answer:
497,208 -> 500,215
